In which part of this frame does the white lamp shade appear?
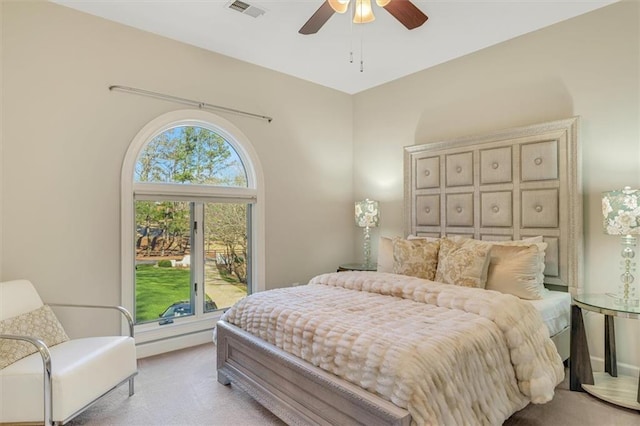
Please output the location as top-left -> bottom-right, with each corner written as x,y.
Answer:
602,187 -> 640,235
353,0 -> 376,23
355,199 -> 379,228
328,0 -> 350,14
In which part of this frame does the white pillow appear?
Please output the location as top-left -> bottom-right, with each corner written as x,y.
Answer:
485,244 -> 546,299
377,236 -> 394,273
407,234 -> 441,241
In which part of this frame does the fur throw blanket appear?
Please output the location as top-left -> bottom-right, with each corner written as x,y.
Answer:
220,271 -> 564,425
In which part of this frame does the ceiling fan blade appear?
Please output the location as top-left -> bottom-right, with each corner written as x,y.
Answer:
299,1 -> 336,35
383,0 -> 428,30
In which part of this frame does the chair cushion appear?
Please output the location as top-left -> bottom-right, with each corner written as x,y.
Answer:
0,305 -> 70,369
0,336 -> 137,423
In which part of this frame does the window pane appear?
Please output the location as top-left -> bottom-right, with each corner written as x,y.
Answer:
135,126 -> 247,187
135,200 -> 193,324
203,202 -> 248,312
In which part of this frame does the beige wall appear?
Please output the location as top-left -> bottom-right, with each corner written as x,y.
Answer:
2,0 -> 639,370
0,1 -> 3,281
354,1 -> 640,370
1,1 -> 354,336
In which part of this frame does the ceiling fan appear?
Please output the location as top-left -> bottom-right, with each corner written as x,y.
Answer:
299,0 -> 428,35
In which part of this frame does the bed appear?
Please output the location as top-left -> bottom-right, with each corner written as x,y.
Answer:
216,117 -> 581,425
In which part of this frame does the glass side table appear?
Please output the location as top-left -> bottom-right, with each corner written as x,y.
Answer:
570,294 -> 640,410
337,263 -> 377,272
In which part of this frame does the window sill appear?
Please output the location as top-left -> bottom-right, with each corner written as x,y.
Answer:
134,313 -> 222,346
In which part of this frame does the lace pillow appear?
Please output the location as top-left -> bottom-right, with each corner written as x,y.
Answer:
392,237 -> 440,280
435,238 -> 492,288
0,305 -> 69,369
378,235 -> 440,273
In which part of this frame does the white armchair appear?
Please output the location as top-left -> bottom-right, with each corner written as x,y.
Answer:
0,279 -> 137,425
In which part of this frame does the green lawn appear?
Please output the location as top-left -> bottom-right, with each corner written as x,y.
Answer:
135,262 -> 246,324
135,264 -> 190,323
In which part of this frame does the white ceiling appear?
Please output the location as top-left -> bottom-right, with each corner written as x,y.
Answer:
51,0 -> 617,94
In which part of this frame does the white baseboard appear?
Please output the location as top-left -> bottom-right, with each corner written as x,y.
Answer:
136,329 -> 214,359
590,356 -> 640,378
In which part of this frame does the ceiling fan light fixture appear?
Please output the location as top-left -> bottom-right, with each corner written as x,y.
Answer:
299,0 -> 427,35
353,0 -> 375,24
328,0 -> 350,14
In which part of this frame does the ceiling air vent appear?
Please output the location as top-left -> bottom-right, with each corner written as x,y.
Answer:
227,1 -> 265,18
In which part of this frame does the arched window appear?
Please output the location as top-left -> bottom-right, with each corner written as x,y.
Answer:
121,110 -> 264,353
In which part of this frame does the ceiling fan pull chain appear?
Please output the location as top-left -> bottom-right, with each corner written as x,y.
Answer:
359,0 -> 363,72
360,36 -> 364,72
350,1 -> 354,63
360,26 -> 365,72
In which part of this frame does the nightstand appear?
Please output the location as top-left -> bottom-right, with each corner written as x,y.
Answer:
337,263 -> 377,272
570,293 -> 640,410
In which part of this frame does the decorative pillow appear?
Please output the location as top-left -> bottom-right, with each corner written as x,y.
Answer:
377,236 -> 394,273
448,236 -> 547,298
0,305 -> 69,369
392,237 -> 440,280
435,238 -> 492,288
490,238 -> 547,286
485,244 -> 546,299
378,235 -> 440,273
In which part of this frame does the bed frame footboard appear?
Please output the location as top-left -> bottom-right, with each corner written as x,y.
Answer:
216,320 -> 411,426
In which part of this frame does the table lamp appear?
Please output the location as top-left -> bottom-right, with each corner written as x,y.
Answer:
355,199 -> 379,268
602,186 -> 640,306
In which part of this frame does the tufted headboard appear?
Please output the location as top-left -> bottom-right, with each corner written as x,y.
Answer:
404,118 -> 582,293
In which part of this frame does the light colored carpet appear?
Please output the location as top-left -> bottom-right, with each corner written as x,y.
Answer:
67,343 -> 639,425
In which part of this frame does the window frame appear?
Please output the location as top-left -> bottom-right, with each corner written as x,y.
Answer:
121,110 -> 265,348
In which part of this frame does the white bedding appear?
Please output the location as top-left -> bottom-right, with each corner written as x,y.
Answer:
221,271 -> 564,426
528,289 -> 571,337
